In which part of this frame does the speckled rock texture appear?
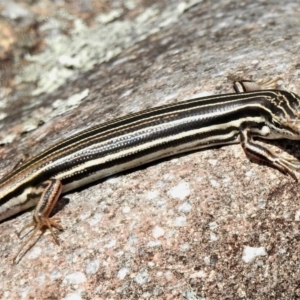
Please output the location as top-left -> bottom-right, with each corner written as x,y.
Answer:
1,0 -> 300,299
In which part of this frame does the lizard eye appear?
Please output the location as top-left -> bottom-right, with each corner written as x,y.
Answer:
271,118 -> 284,129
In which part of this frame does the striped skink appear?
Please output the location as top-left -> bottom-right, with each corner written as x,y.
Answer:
1,79 -> 300,263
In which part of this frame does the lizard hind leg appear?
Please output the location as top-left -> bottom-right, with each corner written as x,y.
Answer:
233,78 -> 281,93
13,179 -> 63,264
